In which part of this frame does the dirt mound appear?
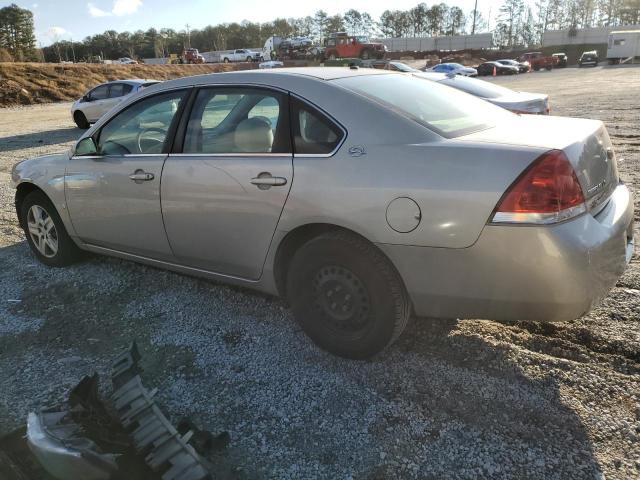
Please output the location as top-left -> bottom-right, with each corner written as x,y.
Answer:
0,62 -> 253,107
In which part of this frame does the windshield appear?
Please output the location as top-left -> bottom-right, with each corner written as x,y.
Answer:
436,75 -> 516,99
334,74 -> 512,138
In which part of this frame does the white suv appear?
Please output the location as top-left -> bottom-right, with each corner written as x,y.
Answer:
71,80 -> 159,129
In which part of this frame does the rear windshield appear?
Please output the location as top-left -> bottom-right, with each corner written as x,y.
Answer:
333,73 -> 512,138
436,75 -> 516,99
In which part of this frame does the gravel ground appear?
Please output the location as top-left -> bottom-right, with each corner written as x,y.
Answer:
0,66 -> 639,479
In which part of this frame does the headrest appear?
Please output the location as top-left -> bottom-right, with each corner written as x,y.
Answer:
234,116 -> 273,153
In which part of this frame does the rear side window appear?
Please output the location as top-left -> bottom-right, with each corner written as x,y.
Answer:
108,83 -> 132,98
89,85 -> 109,100
182,88 -> 290,154
291,98 -> 343,155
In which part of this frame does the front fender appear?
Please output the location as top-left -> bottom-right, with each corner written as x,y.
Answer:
12,152 -> 77,238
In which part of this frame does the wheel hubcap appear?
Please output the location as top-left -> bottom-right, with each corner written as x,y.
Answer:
312,265 -> 370,332
27,205 -> 58,258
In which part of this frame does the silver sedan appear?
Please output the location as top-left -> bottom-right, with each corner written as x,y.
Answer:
12,68 -> 634,359
418,71 -> 549,114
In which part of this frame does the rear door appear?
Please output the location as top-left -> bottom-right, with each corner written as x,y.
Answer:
101,83 -> 132,113
161,87 -> 292,279
66,89 -> 189,259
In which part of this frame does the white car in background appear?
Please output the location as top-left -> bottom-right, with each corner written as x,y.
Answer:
116,57 -> 137,64
71,79 -> 159,129
417,72 -> 550,115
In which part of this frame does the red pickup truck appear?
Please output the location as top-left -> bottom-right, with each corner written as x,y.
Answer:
324,32 -> 386,60
518,52 -> 558,71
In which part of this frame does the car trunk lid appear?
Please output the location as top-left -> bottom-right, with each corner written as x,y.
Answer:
459,115 -> 619,212
490,92 -> 549,114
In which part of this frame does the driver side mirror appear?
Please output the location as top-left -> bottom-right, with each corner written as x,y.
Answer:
75,137 -> 98,156
82,94 -> 90,102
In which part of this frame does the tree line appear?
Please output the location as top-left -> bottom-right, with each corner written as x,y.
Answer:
495,0 -> 640,47
1,0 -> 639,63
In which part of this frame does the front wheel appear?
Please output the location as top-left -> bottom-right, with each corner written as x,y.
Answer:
286,231 -> 410,359
20,191 -> 83,267
73,111 -> 89,129
223,58 -> 229,63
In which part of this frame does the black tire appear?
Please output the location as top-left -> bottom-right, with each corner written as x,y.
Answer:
20,190 -> 83,267
246,56 -> 252,62
533,65 -> 541,71
360,49 -> 371,60
286,231 -> 410,359
223,57 -> 229,63
73,111 -> 89,129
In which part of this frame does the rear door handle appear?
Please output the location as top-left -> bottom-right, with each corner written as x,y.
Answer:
129,170 -> 155,182
250,173 -> 287,189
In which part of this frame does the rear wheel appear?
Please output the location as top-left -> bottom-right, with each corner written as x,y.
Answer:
286,231 -> 410,359
246,56 -> 252,62
360,49 -> 371,60
73,111 -> 89,129
20,191 -> 83,267
223,57 -> 229,63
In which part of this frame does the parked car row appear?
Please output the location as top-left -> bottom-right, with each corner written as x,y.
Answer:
429,58 -> 528,78
367,61 -> 549,115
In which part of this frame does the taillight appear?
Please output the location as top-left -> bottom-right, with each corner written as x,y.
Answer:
491,150 -> 586,224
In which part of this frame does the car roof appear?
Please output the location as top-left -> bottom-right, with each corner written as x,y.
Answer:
106,79 -> 156,86
153,67 -> 393,90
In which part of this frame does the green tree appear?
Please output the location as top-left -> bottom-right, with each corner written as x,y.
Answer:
0,3 -> 36,61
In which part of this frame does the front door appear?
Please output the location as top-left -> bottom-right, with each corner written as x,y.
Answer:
82,84 -> 111,122
66,89 -> 189,260
161,87 -> 292,280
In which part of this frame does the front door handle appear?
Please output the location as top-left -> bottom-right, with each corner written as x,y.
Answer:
250,173 -> 287,190
129,170 -> 155,183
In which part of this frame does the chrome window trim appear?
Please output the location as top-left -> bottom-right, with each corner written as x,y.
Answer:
168,153 -> 292,158
71,154 -> 168,160
289,93 -> 347,159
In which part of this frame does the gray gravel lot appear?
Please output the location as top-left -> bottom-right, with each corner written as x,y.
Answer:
0,66 -> 639,479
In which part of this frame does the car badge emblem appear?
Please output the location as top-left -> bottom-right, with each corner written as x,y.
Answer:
348,145 -> 366,157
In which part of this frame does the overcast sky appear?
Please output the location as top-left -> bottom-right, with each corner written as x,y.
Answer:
13,0 -> 508,46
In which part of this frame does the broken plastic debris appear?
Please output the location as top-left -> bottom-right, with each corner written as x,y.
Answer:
26,410 -> 119,480
22,341 -> 228,480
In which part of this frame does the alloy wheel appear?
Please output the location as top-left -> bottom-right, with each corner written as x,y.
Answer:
27,205 -> 58,258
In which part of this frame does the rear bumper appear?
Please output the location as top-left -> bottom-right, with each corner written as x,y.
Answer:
380,184 -> 634,321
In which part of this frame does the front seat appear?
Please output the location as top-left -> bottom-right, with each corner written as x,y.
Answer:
234,116 -> 273,153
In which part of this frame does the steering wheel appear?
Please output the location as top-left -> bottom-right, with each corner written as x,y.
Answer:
137,128 -> 166,154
